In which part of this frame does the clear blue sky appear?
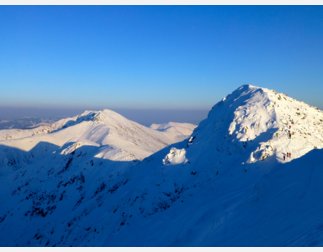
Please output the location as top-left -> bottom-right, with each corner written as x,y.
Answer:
0,6 -> 322,112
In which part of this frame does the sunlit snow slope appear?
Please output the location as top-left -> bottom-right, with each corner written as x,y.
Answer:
0,109 -> 194,161
150,122 -> 196,142
185,84 -> 323,164
0,85 -> 323,246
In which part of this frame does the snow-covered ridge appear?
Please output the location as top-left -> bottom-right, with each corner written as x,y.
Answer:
186,84 -> 323,164
1,84 -> 323,246
150,122 -> 196,142
0,109 -> 195,161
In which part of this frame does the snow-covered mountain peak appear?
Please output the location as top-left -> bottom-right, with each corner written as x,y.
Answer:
0,108 -> 196,162
52,109 -> 128,130
186,85 -> 323,164
77,110 -> 103,122
1,85 -> 323,246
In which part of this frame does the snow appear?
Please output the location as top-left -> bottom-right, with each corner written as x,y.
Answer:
190,84 -> 323,164
162,147 -> 188,165
0,84 -> 323,246
0,109 -> 195,161
150,122 -> 196,142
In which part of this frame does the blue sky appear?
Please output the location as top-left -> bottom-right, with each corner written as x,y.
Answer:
0,6 -> 322,114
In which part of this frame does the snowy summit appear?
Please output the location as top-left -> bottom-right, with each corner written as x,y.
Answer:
0,109 -> 195,161
0,84 -> 323,246
185,84 -> 323,164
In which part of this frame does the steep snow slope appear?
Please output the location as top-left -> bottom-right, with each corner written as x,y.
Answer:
0,109 -> 194,161
185,84 -> 323,165
0,85 -> 323,246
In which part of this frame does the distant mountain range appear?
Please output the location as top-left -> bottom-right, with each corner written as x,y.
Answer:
0,85 -> 322,246
0,118 -> 54,130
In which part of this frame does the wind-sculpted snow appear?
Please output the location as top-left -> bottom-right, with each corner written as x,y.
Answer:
0,85 -> 323,246
162,147 -> 188,165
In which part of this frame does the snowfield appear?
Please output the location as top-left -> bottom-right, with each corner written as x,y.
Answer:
0,84 -> 323,246
0,109 -> 194,161
150,122 -> 196,142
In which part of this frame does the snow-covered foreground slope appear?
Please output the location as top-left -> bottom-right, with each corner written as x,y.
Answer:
0,109 -> 194,161
0,84 -> 323,246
